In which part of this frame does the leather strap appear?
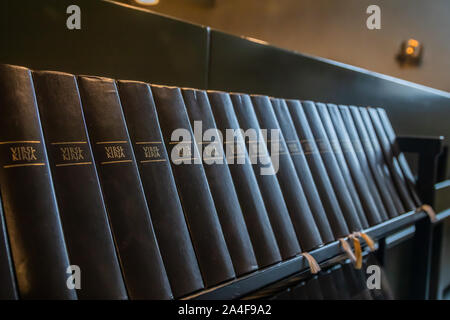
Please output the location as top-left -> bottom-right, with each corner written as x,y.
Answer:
350,235 -> 363,269
302,252 -> 321,274
339,238 -> 356,262
416,204 -> 437,223
356,231 -> 376,251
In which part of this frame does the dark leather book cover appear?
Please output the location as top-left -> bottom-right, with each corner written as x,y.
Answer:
325,103 -> 383,226
208,91 -> 281,268
304,276 -> 324,300
0,64 -> 76,299
341,262 -> 373,300
271,98 -> 334,243
77,76 -> 172,299
0,193 -> 17,299
291,282 -> 308,300
285,99 -> 349,238
365,253 -> 394,300
301,101 -> 363,233
116,81 -> 204,297
315,102 -> 369,229
376,108 -> 421,206
182,88 -> 258,276
269,288 -> 292,300
355,107 -> 406,215
367,107 -> 416,211
329,265 -> 351,300
339,105 -> 393,221
251,95 -> 323,251
33,70 -> 127,300
318,269 -> 340,300
150,85 -> 235,287
231,93 -> 301,259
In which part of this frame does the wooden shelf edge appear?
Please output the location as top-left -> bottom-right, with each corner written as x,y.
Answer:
184,210 -> 425,300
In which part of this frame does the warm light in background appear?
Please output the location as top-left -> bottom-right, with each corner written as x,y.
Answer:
408,39 -> 419,47
397,38 -> 423,66
135,0 -> 160,5
404,38 -> 421,56
245,37 -> 269,46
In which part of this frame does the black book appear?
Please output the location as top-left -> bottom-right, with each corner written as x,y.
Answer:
208,91 -> 281,268
355,107 -> 405,215
182,88 -> 258,276
365,253 -> 395,300
304,276 -> 324,300
326,103 -> 385,226
0,64 -> 76,299
269,288 -> 292,300
316,103 -> 370,229
251,95 -> 323,251
116,80 -> 204,298
77,76 -> 172,299
339,105 -> 393,220
33,70 -> 128,300
231,93 -> 301,259
367,107 -> 416,211
271,98 -> 334,243
329,265 -> 351,300
341,262 -> 373,300
0,193 -> 17,299
285,99 -> 349,238
150,85 -> 235,287
375,108 -> 421,206
317,269 -> 340,300
301,101 -> 363,233
291,282 -> 308,300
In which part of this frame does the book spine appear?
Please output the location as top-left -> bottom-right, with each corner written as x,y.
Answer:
32,70 -> 128,300
376,108 -> 421,206
231,94 -> 301,259
301,101 -> 362,232
318,269 -> 340,299
338,105 -> 392,221
333,103 -> 389,223
0,193 -> 18,299
151,85 -> 235,287
116,80 -> 204,298
0,64 -> 76,299
271,98 -> 334,243
367,107 -> 416,211
208,91 -> 281,268
327,103 -> 385,226
291,282 -> 308,300
342,262 -> 373,300
285,99 -> 350,238
182,88 -> 258,276
304,276 -> 324,300
301,101 -> 363,232
77,76 -> 172,299
251,95 -> 323,251
316,103 -> 370,229
329,265 -> 352,300
357,107 -> 406,215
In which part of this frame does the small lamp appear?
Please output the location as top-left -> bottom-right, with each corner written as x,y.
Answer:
397,38 -> 423,66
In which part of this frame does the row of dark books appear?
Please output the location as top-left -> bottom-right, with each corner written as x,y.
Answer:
268,254 -> 394,300
0,64 -> 420,299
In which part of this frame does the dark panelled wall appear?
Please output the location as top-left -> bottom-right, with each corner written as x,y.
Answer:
208,30 -> 450,179
0,0 -> 209,89
0,0 -> 449,299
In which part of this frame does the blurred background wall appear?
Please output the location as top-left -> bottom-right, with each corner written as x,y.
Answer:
122,0 -> 450,92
